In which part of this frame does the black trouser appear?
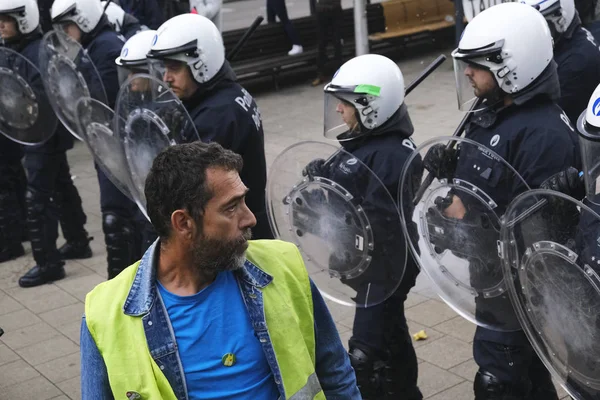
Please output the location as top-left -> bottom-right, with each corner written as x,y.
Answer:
267,0 -> 301,45
96,164 -> 143,277
349,264 -> 423,399
23,151 -> 87,266
0,149 -> 26,251
316,7 -> 343,75
473,332 -> 558,400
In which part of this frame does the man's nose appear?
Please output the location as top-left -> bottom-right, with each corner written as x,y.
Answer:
336,103 -> 343,113
240,203 -> 257,230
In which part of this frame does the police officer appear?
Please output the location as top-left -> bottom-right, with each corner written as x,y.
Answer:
302,54 -> 423,399
117,0 -> 164,30
51,0 -> 142,279
0,0 -> 93,287
425,3 -> 580,398
102,1 -> 147,40
522,0 -> 600,126
147,13 -> 273,240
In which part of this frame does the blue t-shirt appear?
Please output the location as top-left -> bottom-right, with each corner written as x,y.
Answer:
157,271 -> 279,399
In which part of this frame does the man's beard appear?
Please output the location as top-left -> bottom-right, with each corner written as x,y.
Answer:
192,229 -> 252,274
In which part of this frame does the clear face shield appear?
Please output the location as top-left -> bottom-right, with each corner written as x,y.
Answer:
451,42 -> 505,112
323,89 -> 364,141
578,111 -> 600,205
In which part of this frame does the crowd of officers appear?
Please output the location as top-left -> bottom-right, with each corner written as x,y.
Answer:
1,0 -> 600,398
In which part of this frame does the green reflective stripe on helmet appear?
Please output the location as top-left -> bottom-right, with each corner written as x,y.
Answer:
354,84 -> 381,97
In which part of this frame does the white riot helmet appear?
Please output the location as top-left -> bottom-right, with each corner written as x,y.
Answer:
147,13 -> 225,84
323,54 -> 405,140
0,0 -> 39,34
520,0 -> 576,36
101,1 -> 125,32
115,29 -> 156,83
51,0 -> 104,33
452,2 -> 554,111
577,84 -> 600,204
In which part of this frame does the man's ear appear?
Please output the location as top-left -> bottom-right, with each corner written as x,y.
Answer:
170,209 -> 196,241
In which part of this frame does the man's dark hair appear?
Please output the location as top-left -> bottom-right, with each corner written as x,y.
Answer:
145,141 -> 243,240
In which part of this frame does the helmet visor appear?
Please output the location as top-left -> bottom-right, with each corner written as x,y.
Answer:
578,110 -> 600,203
453,57 -> 493,112
324,91 -> 362,141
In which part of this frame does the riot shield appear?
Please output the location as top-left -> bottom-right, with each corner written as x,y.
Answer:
267,141 -> 407,308
400,136 -> 529,331
39,30 -> 107,141
502,190 -> 600,399
75,97 -> 133,200
115,74 -> 199,219
0,47 -> 57,145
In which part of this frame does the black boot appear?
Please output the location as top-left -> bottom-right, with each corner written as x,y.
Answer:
58,237 -> 93,260
103,212 -> 137,279
18,263 -> 66,287
19,188 -> 65,288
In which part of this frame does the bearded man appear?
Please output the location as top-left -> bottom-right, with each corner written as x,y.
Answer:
79,141 -> 360,400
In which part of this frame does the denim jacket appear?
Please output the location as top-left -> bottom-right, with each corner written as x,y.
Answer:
80,240 -> 361,399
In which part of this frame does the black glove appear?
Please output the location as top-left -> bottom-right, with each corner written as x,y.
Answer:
423,144 -> 458,181
540,167 -> 585,200
302,158 -> 327,178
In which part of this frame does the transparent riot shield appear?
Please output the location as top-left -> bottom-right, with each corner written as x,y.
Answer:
75,97 -> 133,200
39,30 -> 107,140
0,47 -> 57,145
115,74 -> 199,219
400,136 -> 529,331
267,141 -> 407,308
502,189 -> 600,399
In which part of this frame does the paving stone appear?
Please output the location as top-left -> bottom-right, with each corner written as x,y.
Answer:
36,352 -> 81,384
405,291 -> 429,309
0,376 -> 62,400
0,308 -> 43,332
417,362 -> 465,398
0,359 -> 40,388
56,320 -> 83,346
0,291 -> 23,315
426,381 -> 473,400
416,335 -> 473,370
405,299 -> 459,327
434,316 -> 477,344
0,344 -> 20,366
56,376 -> 81,400
449,358 -> 478,382
5,284 -> 79,314
406,320 -> 445,349
15,335 -> 79,366
39,303 -> 84,329
0,321 -> 61,350
55,273 -> 105,302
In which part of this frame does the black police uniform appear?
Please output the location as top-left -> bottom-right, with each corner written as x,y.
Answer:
0,134 -> 26,262
8,31 -> 90,287
182,62 -> 273,240
83,18 -> 146,278
455,93 -> 579,398
305,105 -> 424,399
555,16 -> 600,125
118,0 -> 165,30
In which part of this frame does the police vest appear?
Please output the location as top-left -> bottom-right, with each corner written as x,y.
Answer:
85,240 -> 325,400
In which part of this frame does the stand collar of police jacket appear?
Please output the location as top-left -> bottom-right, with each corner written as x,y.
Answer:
1,28 -> 42,52
181,60 -> 238,112
338,103 -> 414,152
555,11 -> 582,49
81,15 -> 113,48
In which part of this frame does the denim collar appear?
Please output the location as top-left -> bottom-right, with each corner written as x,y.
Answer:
123,239 -> 273,316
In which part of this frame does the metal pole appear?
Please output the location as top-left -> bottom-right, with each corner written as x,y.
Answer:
354,0 -> 369,56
